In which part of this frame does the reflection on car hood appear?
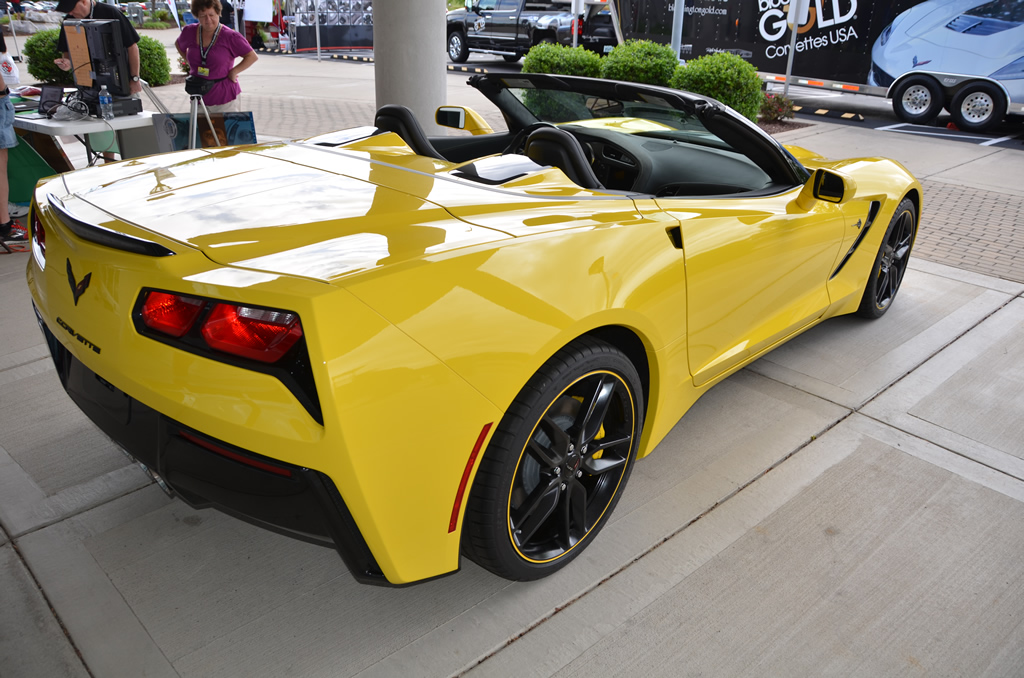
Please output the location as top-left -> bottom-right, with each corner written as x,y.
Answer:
54,138 -> 643,281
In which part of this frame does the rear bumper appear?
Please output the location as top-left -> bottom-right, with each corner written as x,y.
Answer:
37,312 -> 390,586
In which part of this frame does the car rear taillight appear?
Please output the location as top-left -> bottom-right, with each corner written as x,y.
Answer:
137,290 -> 305,364
135,289 -> 318,420
141,291 -> 205,338
202,304 -> 303,363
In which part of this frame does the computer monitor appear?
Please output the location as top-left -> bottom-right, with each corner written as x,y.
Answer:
64,19 -> 131,97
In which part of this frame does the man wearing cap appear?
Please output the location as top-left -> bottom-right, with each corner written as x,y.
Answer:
53,0 -> 142,96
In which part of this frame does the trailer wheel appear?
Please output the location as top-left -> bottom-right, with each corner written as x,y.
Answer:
892,75 -> 943,125
950,81 -> 1006,133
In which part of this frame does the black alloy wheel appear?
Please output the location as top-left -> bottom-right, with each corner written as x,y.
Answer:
858,197 -> 917,319
448,31 -> 469,63
462,337 -> 643,581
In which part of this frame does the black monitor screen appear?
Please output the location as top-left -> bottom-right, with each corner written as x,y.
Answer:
65,19 -> 130,97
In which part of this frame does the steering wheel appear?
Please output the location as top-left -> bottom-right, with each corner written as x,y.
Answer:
501,121 -> 557,155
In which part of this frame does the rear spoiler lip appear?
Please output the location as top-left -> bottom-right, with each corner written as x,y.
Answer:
47,193 -> 176,258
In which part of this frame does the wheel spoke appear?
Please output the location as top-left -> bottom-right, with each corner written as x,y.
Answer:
583,454 -> 628,475
588,432 -> 631,453
876,269 -> 891,306
528,415 -> 571,468
559,480 -> 587,550
511,477 -> 561,546
576,375 -> 616,445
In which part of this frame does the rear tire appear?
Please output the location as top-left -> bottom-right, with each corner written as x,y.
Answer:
462,337 -> 643,581
891,75 -> 943,125
950,81 -> 1006,133
503,54 -> 521,63
857,198 -> 917,319
448,30 -> 469,63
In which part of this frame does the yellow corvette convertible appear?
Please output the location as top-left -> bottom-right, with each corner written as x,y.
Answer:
25,74 -> 921,585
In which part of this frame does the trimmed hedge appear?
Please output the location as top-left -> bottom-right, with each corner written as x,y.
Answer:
671,52 -> 763,121
23,30 -> 171,86
523,42 -> 602,78
600,39 -> 677,86
24,29 -> 74,86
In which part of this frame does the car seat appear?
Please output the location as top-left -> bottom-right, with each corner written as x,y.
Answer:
523,126 -> 603,190
373,104 -> 447,161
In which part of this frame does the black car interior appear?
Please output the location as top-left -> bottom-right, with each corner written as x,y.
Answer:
369,84 -> 807,199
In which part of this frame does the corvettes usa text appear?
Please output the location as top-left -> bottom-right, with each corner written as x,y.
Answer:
25,74 -> 921,585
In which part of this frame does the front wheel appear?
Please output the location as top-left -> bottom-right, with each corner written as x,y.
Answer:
857,198 -> 917,319
462,337 -> 644,581
447,31 -> 469,63
950,81 -> 1006,133
891,75 -> 943,125
503,54 -> 521,63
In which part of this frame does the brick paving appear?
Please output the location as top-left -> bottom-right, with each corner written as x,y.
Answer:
917,180 -> 1024,284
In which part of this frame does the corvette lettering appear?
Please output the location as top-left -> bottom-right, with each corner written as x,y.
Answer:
56,316 -> 102,355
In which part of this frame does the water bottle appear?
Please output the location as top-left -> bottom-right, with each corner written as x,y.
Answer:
98,85 -> 114,120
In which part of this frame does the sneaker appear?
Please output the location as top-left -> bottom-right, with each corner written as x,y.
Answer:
8,203 -> 29,218
1,220 -> 28,243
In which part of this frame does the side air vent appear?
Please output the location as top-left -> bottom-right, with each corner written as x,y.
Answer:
47,194 -> 175,257
830,200 -> 881,280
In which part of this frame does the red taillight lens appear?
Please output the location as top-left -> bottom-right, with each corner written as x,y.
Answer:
201,304 -> 303,363
141,291 -> 205,338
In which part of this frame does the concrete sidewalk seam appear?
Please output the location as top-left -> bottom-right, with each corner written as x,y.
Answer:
450,411 -> 856,678
8,539 -> 96,678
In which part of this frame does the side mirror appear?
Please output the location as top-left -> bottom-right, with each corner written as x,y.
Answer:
796,169 -> 856,210
435,106 -> 494,136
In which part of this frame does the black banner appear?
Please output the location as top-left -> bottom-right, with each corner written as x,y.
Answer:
619,0 -> 934,84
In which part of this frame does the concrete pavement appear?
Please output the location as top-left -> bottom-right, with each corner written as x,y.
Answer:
2,38 -> 1024,677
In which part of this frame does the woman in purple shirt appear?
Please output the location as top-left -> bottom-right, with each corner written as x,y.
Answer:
176,0 -> 257,112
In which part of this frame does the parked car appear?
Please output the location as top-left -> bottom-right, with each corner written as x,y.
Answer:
25,73 -> 921,586
446,0 -> 617,62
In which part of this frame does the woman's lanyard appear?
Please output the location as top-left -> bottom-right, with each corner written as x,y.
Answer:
196,24 -> 222,77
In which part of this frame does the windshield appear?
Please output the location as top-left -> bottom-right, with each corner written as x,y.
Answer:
504,84 -> 734,151
965,0 -> 1024,23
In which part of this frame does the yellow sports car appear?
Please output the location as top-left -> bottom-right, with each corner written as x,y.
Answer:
25,74 -> 921,586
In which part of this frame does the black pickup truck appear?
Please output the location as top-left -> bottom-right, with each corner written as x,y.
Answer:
446,0 -> 618,63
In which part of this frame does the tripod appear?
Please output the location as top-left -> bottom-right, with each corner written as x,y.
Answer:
188,94 -> 223,149
142,80 -> 223,150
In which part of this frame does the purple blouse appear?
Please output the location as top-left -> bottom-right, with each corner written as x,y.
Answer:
176,24 -> 253,106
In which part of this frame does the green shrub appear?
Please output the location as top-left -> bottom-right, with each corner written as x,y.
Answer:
178,54 -> 190,75
600,39 -> 677,86
760,92 -> 795,122
138,35 -> 171,86
23,29 -> 74,85
24,30 -> 171,87
522,42 -> 602,77
142,21 -> 171,29
154,9 -> 172,22
671,52 -> 763,121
